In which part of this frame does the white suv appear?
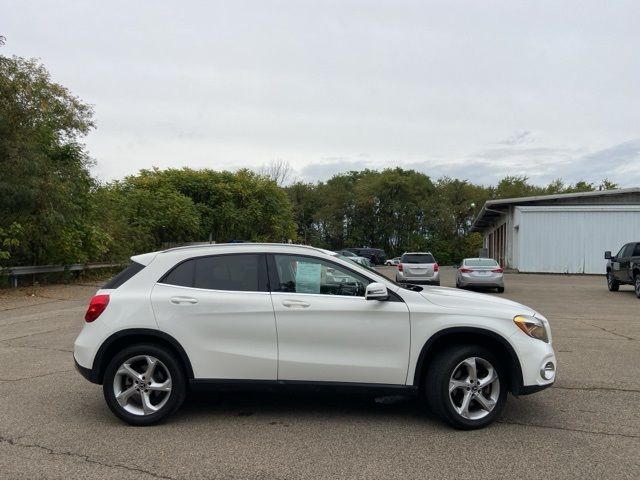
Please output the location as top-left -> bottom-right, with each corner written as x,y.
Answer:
74,244 -> 556,429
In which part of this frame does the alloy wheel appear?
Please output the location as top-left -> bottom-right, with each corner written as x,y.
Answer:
448,356 -> 500,420
112,355 -> 172,416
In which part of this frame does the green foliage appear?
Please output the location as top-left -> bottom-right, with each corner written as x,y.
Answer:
0,52 -> 621,269
94,167 -> 297,259
0,222 -> 23,263
0,53 -> 105,266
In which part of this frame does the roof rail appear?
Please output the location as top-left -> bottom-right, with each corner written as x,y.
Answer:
161,242 -> 327,254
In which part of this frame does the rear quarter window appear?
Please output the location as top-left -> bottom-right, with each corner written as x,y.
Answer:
103,262 -> 145,289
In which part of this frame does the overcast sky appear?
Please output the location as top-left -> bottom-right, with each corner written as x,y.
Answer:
3,0 -> 639,186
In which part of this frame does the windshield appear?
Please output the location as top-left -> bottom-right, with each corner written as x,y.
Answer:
339,250 -> 356,257
464,258 -> 499,267
401,254 -> 435,264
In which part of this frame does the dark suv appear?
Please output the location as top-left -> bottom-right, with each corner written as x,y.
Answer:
345,248 -> 387,265
605,242 -> 640,298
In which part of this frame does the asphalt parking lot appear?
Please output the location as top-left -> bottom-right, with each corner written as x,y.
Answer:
1,267 -> 639,479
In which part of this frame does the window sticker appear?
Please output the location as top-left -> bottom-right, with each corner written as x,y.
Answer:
295,261 -> 322,293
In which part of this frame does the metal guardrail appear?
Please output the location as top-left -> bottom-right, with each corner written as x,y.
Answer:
0,262 -> 123,287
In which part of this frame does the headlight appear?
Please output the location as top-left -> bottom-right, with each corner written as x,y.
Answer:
514,315 -> 549,343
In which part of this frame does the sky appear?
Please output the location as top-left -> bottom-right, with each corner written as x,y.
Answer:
3,0 -> 640,187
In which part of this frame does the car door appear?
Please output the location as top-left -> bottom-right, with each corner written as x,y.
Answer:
151,253 -> 278,380
268,253 -> 410,385
611,244 -> 629,281
614,244 -> 634,282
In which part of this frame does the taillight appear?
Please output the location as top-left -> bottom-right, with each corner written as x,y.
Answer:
85,294 -> 110,322
460,267 -> 473,273
398,263 -> 403,272
433,263 -> 439,272
492,267 -> 503,273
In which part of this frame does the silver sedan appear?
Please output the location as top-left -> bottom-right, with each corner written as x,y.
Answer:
456,258 -> 505,293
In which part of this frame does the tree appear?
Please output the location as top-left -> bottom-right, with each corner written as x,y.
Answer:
0,53 -> 107,265
259,159 -> 295,186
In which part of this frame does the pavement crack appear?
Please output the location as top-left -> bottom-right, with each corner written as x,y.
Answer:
553,385 -> 640,394
584,322 -> 636,341
0,299 -> 65,312
0,369 -> 73,383
0,326 -> 75,342
0,343 -> 73,354
497,420 -> 640,439
0,435 -> 177,480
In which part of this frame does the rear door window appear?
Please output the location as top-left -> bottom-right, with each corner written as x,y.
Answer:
160,254 -> 268,292
160,259 -> 195,288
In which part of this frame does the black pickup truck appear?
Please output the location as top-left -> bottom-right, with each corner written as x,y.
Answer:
605,242 -> 640,298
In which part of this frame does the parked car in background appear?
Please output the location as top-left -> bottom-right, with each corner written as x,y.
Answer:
336,250 -> 373,267
345,248 -> 387,265
605,242 -> 640,298
396,252 -> 440,285
456,258 -> 505,293
385,257 -> 401,266
74,243 -> 556,429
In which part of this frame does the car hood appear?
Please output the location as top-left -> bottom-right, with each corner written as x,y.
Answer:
418,286 -> 536,316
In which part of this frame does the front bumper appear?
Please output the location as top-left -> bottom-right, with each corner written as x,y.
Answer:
519,382 -> 554,395
510,328 -> 557,392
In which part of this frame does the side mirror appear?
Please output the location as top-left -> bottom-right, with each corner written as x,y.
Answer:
365,282 -> 388,301
604,251 -> 612,260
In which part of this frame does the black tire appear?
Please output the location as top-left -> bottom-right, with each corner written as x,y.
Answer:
497,287 -> 505,293
424,345 -> 507,430
103,343 -> 186,426
607,271 -> 620,292
635,274 -> 640,299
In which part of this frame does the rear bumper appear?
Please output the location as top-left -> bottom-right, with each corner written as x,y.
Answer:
74,355 -> 99,384
458,276 -> 504,288
396,271 -> 440,284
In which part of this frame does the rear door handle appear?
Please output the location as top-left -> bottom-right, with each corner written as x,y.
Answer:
282,299 -> 310,308
170,296 -> 198,305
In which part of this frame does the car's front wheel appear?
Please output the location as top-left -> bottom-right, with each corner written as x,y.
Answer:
607,271 -> 620,292
425,345 -> 507,429
103,344 -> 186,426
635,274 -> 640,299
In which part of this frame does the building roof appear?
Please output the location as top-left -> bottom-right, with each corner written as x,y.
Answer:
471,187 -> 640,231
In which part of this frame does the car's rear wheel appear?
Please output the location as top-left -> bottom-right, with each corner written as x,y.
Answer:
635,274 -> 640,299
607,272 -> 620,292
497,287 -> 505,293
103,344 -> 186,426
425,345 -> 507,429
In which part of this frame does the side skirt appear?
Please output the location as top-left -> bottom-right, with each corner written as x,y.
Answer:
189,379 -> 419,396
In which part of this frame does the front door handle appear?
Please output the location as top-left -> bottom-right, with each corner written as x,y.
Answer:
281,299 -> 310,308
170,296 -> 198,305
